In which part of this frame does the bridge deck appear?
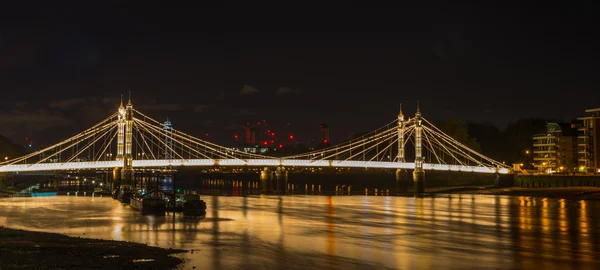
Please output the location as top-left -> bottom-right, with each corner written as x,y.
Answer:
0,159 -> 510,174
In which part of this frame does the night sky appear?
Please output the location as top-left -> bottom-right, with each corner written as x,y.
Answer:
1,4 -> 598,148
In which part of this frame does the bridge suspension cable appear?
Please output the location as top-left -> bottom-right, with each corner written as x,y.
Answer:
282,118 -> 403,161
420,117 -> 507,169
132,109 -> 275,160
0,112 -> 120,166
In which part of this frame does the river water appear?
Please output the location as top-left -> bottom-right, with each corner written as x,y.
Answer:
1,195 -> 599,269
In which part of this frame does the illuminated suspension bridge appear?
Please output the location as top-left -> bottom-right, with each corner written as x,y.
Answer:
0,98 -> 510,193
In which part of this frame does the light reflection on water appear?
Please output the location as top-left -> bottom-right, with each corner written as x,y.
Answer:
1,195 -> 600,269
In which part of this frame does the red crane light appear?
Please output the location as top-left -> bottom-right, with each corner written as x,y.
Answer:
289,135 -> 294,140
234,134 -> 239,139
323,139 -> 328,143
271,132 -> 275,136
262,141 -> 268,145
205,133 -> 209,137
278,144 -> 283,148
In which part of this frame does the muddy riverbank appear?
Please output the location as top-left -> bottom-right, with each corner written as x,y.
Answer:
0,226 -> 185,269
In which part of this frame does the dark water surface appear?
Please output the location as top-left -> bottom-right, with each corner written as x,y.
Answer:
1,195 -> 599,269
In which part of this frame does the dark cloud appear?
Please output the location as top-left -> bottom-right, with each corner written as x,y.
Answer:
193,104 -> 211,113
240,85 -> 259,95
136,100 -> 182,112
216,92 -> 226,101
237,109 -> 256,116
0,109 -> 71,139
48,97 -> 92,110
275,87 -> 298,95
223,123 -> 244,131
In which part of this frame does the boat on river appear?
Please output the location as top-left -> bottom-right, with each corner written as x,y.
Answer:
182,194 -> 207,216
117,186 -> 132,204
130,192 -> 166,215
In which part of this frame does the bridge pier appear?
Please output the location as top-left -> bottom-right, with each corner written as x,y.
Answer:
413,168 -> 425,194
112,167 -> 121,191
0,172 -> 6,189
275,167 -> 288,194
260,167 -> 273,194
121,168 -> 134,186
395,169 -> 409,194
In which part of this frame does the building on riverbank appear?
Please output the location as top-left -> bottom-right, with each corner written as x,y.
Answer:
532,122 -> 578,173
578,108 -> 600,173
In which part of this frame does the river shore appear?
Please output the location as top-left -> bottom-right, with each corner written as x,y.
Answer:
429,186 -> 600,200
0,226 -> 185,269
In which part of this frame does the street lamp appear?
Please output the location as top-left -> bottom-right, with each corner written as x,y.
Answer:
4,157 -> 7,161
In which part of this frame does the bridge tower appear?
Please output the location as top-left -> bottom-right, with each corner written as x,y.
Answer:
121,94 -> 135,186
413,102 -> 425,194
116,95 -> 125,162
396,104 -> 409,194
113,96 -> 126,190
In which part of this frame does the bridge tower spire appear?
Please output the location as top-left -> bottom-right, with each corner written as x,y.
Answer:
396,103 -> 409,194
413,101 -> 425,194
121,93 -> 134,185
397,103 -> 405,162
116,95 -> 125,162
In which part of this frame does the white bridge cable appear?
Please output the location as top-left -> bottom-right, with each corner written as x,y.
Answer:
420,125 -> 446,164
422,117 -> 507,168
307,120 -> 399,160
0,113 -> 120,165
282,119 -> 401,160
342,131 -> 397,162
134,118 -> 234,160
135,120 -> 212,160
310,126 -> 398,161
46,121 -> 117,165
423,125 -> 494,167
422,126 -> 470,166
134,116 -> 272,160
305,125 -> 398,161
132,121 -> 158,160
133,109 -> 273,160
131,125 -> 153,159
172,130 -> 225,159
378,124 -> 415,162
427,126 -> 488,166
135,118 -> 241,160
4,118 -> 119,166
94,126 -> 119,161
393,124 -> 414,162
133,113 -> 262,159
372,134 -> 399,162
132,119 -> 186,160
132,121 -> 178,159
135,118 -> 217,159
64,123 -> 118,164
